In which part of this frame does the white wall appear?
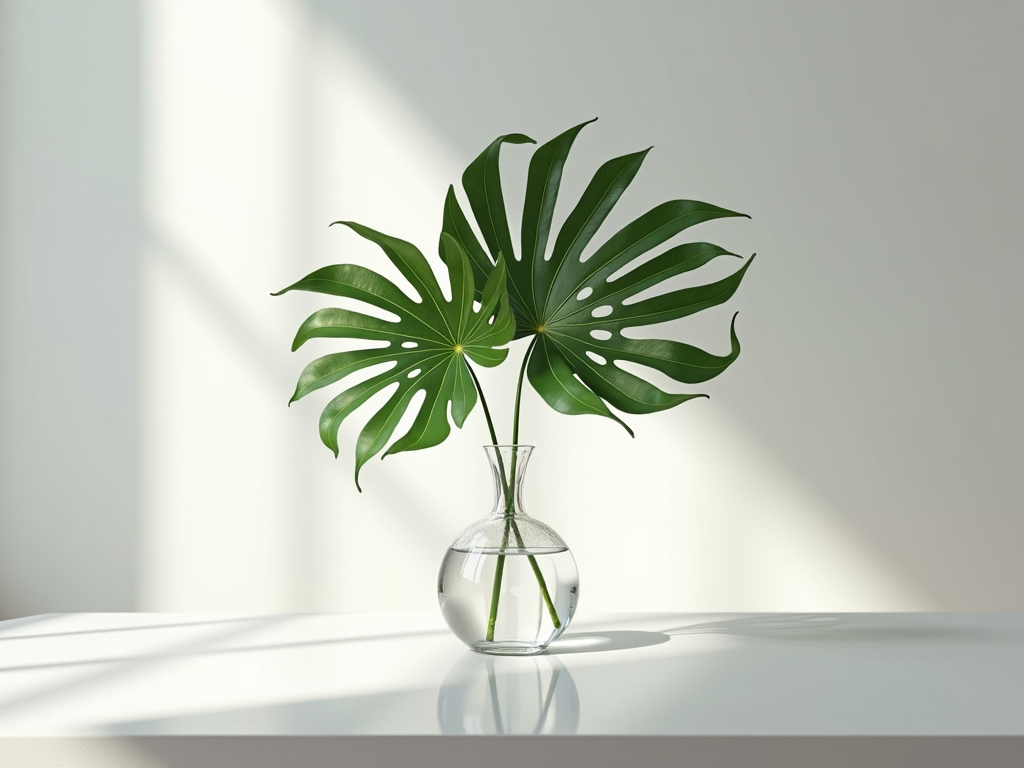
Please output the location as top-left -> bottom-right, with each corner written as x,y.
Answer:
1,0 -> 1022,619
0,0 -> 141,616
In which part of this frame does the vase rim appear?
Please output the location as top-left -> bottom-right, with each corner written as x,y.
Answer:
483,444 -> 535,449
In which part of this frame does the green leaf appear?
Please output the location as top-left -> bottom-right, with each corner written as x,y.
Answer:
527,337 -> 634,435
274,225 -> 514,490
442,120 -> 753,433
462,133 -> 536,267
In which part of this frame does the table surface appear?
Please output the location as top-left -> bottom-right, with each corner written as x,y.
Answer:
1,612 -> 1023,737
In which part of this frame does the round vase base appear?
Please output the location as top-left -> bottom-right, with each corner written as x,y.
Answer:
471,640 -> 548,656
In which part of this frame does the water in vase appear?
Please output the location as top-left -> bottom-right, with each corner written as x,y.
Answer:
439,546 -> 578,655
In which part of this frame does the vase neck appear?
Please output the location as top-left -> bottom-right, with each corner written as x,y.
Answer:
485,445 -> 533,518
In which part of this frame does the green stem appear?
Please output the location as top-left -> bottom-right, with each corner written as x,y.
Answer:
465,359 -> 501,448
503,337 -> 533,517
465,359 -> 512,642
486,523 -> 509,643
512,337 -> 538,445
509,518 -> 561,629
464,347 -> 560,640
500,335 -> 536,515
505,338 -> 559,628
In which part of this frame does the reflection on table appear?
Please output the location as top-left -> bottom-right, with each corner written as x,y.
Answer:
437,651 -> 579,735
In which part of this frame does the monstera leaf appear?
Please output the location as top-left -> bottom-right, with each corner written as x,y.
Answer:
441,119 -> 754,435
273,222 -> 515,489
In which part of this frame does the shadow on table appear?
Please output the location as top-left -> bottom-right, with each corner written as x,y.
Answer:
661,613 -> 1006,643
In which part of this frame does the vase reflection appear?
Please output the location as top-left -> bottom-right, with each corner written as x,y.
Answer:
436,651 -> 579,734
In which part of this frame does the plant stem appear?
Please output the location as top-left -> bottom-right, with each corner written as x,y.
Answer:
504,337 -> 534,514
511,337 -> 538,445
509,518 -> 561,629
464,359 -> 512,642
486,522 -> 509,643
504,338 -> 559,628
465,360 -> 501,448
464,348 -> 560,640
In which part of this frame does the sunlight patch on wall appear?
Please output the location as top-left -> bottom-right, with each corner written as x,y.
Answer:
138,0 -> 468,611
139,0 -> 299,610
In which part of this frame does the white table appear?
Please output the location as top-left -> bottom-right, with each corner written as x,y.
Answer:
1,612 -> 1022,766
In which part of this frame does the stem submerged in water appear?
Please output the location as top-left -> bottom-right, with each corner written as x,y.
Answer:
486,532 -> 508,643
509,518 -> 561,629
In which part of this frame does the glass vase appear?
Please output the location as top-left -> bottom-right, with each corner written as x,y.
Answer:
438,445 -> 579,655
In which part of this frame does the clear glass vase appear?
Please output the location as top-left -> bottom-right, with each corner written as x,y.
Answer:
438,445 -> 579,655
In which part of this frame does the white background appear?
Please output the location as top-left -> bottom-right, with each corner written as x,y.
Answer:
1,0 -> 1022,618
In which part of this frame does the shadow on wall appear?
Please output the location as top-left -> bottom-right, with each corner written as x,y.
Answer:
0,0 -> 141,619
